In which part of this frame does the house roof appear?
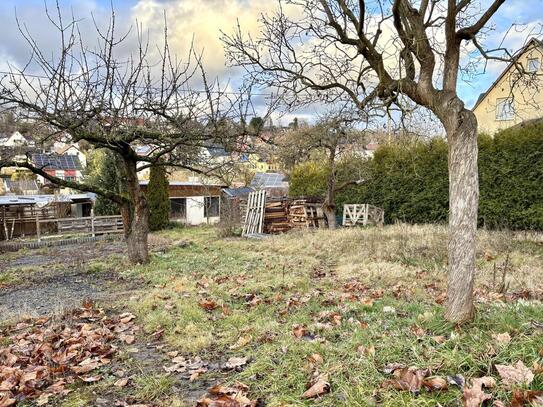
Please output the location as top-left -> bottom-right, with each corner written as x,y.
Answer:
139,180 -> 226,188
222,186 -> 254,197
3,179 -> 39,192
0,193 -> 95,206
472,37 -> 543,111
250,172 -> 288,188
32,153 -> 83,170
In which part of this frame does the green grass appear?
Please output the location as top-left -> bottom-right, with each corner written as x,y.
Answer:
116,225 -> 543,406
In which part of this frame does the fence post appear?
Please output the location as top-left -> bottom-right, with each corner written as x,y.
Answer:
91,209 -> 95,237
36,211 -> 41,242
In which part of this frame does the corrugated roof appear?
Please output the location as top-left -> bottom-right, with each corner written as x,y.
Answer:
250,172 -> 288,188
222,186 -> 254,197
0,193 -> 95,206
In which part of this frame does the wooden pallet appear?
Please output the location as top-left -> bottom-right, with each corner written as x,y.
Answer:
242,190 -> 267,236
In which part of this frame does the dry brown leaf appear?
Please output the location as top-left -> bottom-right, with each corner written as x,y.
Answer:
307,353 -> 323,366
463,377 -> 495,407
510,389 -> 543,407
495,361 -> 534,388
114,377 -> 129,388
302,374 -> 330,399
225,357 -> 248,369
0,393 -> 16,407
119,333 -> 135,345
381,367 -> 429,393
198,299 -> 218,311
422,376 -> 448,391
491,332 -> 511,346
292,324 -> 307,339
230,335 -> 252,350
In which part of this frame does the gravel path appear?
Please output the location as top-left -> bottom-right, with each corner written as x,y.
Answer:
0,241 -> 133,321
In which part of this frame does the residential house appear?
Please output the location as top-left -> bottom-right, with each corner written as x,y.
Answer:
139,180 -> 225,226
31,153 -> 84,185
0,131 -> 35,148
473,38 -> 543,134
54,143 -> 87,168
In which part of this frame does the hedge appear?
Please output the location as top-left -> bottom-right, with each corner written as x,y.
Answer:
290,121 -> 543,230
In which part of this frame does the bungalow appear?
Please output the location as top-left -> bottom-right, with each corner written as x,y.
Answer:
139,181 -> 225,226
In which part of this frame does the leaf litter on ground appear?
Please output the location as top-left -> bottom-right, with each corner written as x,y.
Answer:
0,301 -> 138,406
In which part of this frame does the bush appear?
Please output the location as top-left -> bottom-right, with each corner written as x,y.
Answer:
85,149 -> 122,215
147,165 -> 171,231
290,122 -> 543,230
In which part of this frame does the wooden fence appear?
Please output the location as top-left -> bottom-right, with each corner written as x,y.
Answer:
35,211 -> 124,242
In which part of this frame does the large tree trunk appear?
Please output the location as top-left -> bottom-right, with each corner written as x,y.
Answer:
121,159 -> 150,264
323,148 -> 337,229
443,106 -> 479,323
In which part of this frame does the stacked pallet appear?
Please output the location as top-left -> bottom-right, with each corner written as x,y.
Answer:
288,199 -> 326,228
263,199 -> 291,233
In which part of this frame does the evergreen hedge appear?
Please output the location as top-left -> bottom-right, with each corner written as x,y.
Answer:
147,165 -> 171,231
290,121 -> 543,230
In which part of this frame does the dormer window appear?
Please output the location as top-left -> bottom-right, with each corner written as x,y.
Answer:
527,58 -> 540,73
496,97 -> 515,121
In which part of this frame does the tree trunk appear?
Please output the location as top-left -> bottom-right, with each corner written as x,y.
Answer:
324,147 -> 337,229
121,159 -> 150,264
443,106 -> 479,323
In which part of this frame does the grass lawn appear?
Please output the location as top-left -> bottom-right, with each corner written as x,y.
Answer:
113,224 -> 542,406
3,224 -> 542,406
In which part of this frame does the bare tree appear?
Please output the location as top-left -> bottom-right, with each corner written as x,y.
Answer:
0,3 -> 265,264
222,0 -> 528,322
277,116 -> 366,228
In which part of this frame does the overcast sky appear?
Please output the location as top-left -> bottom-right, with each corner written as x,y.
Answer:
0,0 -> 542,126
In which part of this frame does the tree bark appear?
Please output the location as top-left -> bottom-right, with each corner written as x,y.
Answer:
442,104 -> 479,323
121,159 -> 150,264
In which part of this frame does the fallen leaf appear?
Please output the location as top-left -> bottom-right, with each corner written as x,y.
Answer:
432,335 -> 446,344
114,378 -> 129,387
225,357 -> 248,369
198,299 -> 218,311
510,389 -> 543,407
302,374 -> 330,399
230,336 -> 252,350
292,324 -> 307,339
495,361 -> 534,388
381,367 -> 429,393
492,332 -> 511,346
119,334 -> 135,345
463,377 -> 495,407
307,353 -> 323,366
422,376 -> 448,391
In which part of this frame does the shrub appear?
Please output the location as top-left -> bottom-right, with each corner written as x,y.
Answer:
290,122 -> 543,230
147,165 -> 171,231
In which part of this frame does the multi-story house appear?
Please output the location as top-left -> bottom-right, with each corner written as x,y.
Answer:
473,38 -> 543,134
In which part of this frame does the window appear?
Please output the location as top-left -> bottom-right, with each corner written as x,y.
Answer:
65,176 -> 76,181
527,58 -> 540,73
170,198 -> 186,220
204,196 -> 220,218
496,98 -> 515,121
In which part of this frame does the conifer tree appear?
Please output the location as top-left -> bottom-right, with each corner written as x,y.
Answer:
147,165 -> 170,231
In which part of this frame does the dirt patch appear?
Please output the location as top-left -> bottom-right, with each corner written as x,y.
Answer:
0,240 -> 133,322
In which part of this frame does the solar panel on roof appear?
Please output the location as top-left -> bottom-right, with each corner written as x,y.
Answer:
32,153 -> 82,170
